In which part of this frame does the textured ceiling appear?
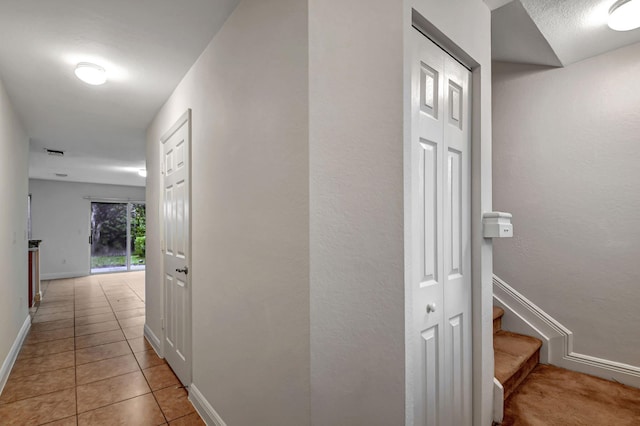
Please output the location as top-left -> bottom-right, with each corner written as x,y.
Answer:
0,0 -> 241,186
3,0 -> 639,187
490,0 -> 640,66
492,1 -> 562,66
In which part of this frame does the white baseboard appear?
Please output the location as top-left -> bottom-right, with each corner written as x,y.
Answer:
41,271 -> 88,280
143,324 -> 162,357
189,384 -> 228,426
0,315 -> 31,394
494,275 -> 640,388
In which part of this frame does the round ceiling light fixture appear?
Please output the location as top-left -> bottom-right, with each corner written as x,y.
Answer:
608,0 -> 640,31
138,169 -> 147,177
74,62 -> 107,85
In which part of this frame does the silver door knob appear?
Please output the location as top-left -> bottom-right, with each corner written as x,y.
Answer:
176,266 -> 189,275
426,303 -> 436,313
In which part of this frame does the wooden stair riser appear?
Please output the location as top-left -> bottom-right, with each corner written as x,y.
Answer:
493,306 -> 505,335
493,316 -> 502,334
502,350 -> 540,400
492,306 -> 543,418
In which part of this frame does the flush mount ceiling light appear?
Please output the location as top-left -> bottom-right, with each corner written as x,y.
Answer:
74,62 -> 107,85
608,0 -> 640,31
138,169 -> 147,177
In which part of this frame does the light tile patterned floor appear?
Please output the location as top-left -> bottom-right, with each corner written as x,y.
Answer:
0,272 -> 204,425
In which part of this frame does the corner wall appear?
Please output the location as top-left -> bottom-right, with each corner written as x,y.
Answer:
145,1 -> 309,424
146,1 -> 493,424
493,43 -> 640,368
0,75 -> 29,380
309,0 -> 493,424
309,1 -> 406,425
29,179 -> 145,279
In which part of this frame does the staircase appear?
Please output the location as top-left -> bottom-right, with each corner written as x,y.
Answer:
493,307 -> 542,418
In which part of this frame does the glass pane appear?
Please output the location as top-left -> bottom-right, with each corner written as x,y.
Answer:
91,203 -> 128,273
130,203 -> 146,271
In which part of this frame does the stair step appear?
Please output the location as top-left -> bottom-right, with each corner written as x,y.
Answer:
493,306 -> 504,334
494,330 -> 542,400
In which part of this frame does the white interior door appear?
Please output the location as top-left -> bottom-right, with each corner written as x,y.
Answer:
161,110 -> 192,386
410,29 -> 472,426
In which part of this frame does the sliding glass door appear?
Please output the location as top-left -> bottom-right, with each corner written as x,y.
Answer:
90,202 -> 146,274
130,203 -> 146,270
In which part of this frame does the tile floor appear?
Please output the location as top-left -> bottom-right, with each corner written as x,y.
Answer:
0,272 -> 205,426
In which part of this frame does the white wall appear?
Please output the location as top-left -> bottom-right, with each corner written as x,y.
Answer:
29,179 -> 145,279
309,0 -> 493,425
146,0 -> 493,424
0,75 -> 29,377
145,1 -> 309,425
493,42 -> 640,367
309,2 -> 405,425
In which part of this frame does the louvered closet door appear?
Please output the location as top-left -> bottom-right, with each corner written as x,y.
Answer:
410,28 -> 472,426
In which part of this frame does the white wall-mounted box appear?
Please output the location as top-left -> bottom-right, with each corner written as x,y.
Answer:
483,212 -> 513,238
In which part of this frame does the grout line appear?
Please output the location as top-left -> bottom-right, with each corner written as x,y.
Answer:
0,273 -> 154,424
74,318 -> 119,328
0,382 -> 77,407
74,335 -> 127,351
16,341 -> 75,361
22,332 -> 75,346
85,274 -> 165,422
76,368 -> 144,390
75,349 -> 135,368
76,389 -> 154,416
8,351 -> 76,379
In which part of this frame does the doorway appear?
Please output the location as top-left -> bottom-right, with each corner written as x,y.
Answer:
160,110 -> 192,386
408,28 -> 473,425
90,202 -> 146,274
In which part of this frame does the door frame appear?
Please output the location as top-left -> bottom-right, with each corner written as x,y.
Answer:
405,10 -> 494,426
158,109 -> 193,383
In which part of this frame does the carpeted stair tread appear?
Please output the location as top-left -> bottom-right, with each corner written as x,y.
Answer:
494,330 -> 542,399
494,330 -> 541,358
503,364 -> 640,425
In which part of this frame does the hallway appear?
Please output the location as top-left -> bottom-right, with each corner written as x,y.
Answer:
0,272 -> 203,425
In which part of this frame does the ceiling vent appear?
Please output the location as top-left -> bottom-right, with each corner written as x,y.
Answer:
45,148 -> 65,157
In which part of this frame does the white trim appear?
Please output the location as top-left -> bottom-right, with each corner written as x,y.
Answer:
494,275 -> 640,388
160,109 -> 191,143
0,315 -> 31,394
492,378 -> 504,424
189,384 -> 227,426
406,14 -> 493,426
493,275 -> 567,364
159,109 -> 193,385
143,324 -> 163,357
41,271 -> 87,280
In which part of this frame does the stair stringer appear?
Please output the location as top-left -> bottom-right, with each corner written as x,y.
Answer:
493,275 -> 640,388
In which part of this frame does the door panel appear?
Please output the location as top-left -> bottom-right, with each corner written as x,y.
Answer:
421,325 -> 439,426
411,29 -> 472,426
420,139 -> 438,286
161,111 -> 191,386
